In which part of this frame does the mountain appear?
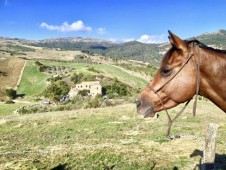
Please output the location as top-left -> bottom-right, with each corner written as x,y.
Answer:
194,29 -> 226,49
32,37 -> 115,52
2,29 -> 226,65
31,37 -> 161,65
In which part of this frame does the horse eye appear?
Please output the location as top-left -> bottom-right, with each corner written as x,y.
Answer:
161,67 -> 171,76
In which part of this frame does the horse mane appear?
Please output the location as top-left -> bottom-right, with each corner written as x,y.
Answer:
186,39 -> 226,54
162,39 -> 226,65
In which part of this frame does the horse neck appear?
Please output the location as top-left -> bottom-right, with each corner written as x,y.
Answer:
198,47 -> 226,112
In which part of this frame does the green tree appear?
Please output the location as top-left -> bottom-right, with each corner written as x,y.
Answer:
43,81 -> 69,102
71,73 -> 84,84
5,88 -> 17,99
78,89 -> 89,96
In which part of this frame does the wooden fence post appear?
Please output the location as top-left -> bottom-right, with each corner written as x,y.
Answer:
202,123 -> 219,170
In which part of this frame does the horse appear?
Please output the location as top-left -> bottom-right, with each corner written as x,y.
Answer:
136,31 -> 226,136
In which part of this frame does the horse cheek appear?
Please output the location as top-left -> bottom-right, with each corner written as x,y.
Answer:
168,77 -> 195,102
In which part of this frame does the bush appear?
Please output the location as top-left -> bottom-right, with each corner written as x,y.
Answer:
71,73 -> 96,84
35,61 -> 43,66
5,88 -> 17,99
78,89 -> 90,96
43,81 -> 69,102
86,95 -> 102,108
103,78 -> 131,98
71,73 -> 84,84
87,67 -> 100,73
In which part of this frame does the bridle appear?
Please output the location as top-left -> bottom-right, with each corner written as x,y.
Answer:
148,42 -> 201,137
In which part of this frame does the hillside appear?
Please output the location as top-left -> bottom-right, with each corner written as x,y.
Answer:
1,100 -> 226,169
28,29 -> 226,64
194,29 -> 226,49
2,29 -> 226,65
31,38 -> 161,65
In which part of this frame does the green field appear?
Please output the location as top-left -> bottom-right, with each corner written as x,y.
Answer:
2,60 -> 226,169
1,100 -> 226,169
17,61 -> 50,97
16,61 -> 148,99
42,61 -> 149,88
0,103 -> 23,116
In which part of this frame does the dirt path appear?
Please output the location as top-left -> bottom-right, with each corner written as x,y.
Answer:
15,60 -> 27,90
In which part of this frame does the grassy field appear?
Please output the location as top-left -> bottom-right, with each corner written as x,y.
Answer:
0,103 -> 23,116
42,61 -> 149,89
17,61 -> 50,97
16,60 -> 148,99
0,100 -> 226,169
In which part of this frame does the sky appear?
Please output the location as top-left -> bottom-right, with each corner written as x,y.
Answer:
1,0 -> 226,43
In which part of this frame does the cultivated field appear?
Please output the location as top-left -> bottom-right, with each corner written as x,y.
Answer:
0,57 -> 26,100
0,100 -> 225,169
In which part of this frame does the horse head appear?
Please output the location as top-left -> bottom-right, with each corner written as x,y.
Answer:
137,31 -> 199,118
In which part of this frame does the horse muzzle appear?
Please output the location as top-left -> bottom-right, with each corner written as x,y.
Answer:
136,99 -> 155,118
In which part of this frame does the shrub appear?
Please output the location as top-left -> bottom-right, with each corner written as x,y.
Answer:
87,67 -> 100,73
103,78 -> 131,98
5,88 -> 17,99
35,61 -> 43,66
43,81 -> 69,102
71,73 -> 84,84
86,95 -> 102,108
71,73 -> 96,84
78,89 -> 90,96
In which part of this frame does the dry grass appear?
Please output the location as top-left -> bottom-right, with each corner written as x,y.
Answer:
24,48 -> 82,61
0,100 -> 226,169
0,57 -> 26,100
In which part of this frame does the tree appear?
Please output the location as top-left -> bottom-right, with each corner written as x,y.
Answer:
5,88 -> 17,99
71,73 -> 84,84
43,81 -> 69,102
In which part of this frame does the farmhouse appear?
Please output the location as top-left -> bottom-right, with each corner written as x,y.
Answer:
68,81 -> 102,99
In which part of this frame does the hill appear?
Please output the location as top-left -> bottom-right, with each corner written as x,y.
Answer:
194,29 -> 226,49
30,38 -> 161,65
29,29 -> 226,64
2,29 -> 226,65
0,100 -> 226,169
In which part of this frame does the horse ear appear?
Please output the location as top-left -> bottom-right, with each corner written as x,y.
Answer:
168,30 -> 187,51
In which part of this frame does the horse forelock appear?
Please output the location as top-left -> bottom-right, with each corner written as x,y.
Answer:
162,47 -> 175,65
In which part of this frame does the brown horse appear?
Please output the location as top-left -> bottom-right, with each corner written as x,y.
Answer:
137,31 -> 226,136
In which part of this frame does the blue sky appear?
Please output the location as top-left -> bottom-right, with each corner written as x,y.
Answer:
1,0 -> 226,43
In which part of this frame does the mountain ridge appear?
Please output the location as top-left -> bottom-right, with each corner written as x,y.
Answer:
1,29 -> 226,65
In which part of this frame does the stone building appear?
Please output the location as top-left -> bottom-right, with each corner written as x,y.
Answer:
69,81 -> 102,99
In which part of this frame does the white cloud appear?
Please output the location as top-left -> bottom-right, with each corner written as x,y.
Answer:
40,20 -> 92,32
108,38 -> 118,43
97,27 -> 107,35
123,38 -> 135,42
137,34 -> 167,44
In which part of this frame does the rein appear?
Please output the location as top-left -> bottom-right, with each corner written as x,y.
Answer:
149,43 -> 201,137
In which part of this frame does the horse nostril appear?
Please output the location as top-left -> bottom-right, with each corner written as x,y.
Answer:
136,100 -> 141,108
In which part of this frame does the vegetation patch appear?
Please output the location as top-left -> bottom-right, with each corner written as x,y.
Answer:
17,61 -> 49,96
1,101 -> 226,169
